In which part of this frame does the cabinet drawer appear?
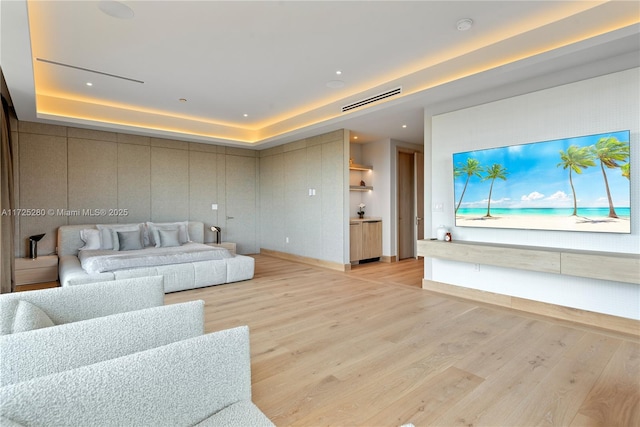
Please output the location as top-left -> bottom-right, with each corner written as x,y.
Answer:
15,256 -> 59,285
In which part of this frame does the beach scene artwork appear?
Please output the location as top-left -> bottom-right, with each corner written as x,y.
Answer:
453,130 -> 631,233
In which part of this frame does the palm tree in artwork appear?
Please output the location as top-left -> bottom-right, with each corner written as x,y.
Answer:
621,163 -> 630,180
557,145 -> 595,216
482,163 -> 508,217
454,158 -> 483,213
591,136 -> 630,218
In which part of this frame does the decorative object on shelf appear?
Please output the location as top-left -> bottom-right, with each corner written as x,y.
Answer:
357,203 -> 366,219
349,158 -> 353,166
360,180 -> 366,187
210,226 -> 221,244
445,232 -> 452,242
28,234 -> 45,259
436,225 -> 448,241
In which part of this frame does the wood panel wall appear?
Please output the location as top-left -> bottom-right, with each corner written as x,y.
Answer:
259,130 -> 349,265
13,121 -> 258,256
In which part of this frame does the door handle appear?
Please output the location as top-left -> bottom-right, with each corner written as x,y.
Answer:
416,217 -> 423,225
226,216 -> 234,220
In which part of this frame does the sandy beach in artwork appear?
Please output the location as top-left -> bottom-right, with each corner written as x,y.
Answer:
455,214 -> 630,233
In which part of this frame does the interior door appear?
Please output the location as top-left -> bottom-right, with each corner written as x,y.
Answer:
225,155 -> 257,254
398,151 -> 414,260
414,152 -> 424,257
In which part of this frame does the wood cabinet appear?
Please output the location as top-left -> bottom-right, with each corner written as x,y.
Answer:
417,239 -> 640,285
350,223 -> 363,262
350,219 -> 382,263
15,255 -> 58,285
206,242 -> 237,254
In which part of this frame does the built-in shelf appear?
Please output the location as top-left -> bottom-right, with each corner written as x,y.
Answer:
417,239 -> 640,285
349,163 -> 373,171
350,185 -> 373,191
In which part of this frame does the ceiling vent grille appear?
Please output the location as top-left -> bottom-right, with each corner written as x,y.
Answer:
342,87 -> 402,113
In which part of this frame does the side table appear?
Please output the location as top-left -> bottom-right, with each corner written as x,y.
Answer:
206,242 -> 236,254
15,255 -> 59,285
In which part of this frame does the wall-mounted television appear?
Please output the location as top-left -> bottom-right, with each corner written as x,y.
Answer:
453,130 -> 631,234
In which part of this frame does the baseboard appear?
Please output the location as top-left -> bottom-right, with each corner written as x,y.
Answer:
381,255 -> 396,263
260,248 -> 349,272
422,279 -> 640,337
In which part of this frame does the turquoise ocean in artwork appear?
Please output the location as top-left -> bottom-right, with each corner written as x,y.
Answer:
457,207 -> 631,218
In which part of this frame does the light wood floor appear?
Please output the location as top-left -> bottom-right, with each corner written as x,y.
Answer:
166,254 -> 640,426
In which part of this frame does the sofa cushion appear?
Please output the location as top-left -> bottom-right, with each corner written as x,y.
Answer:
0,300 -> 54,335
0,300 -> 205,386
0,326 -> 259,426
1,276 -> 164,324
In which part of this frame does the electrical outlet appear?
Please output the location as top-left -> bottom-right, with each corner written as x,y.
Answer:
285,237 -> 289,244
211,203 -> 218,210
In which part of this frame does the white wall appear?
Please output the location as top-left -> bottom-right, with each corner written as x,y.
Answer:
427,68 -> 639,320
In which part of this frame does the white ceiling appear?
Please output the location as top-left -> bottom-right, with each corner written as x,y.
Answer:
1,1 -> 639,149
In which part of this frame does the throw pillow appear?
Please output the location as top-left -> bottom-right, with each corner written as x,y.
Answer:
0,299 -> 55,335
147,221 -> 190,247
158,228 -> 181,247
79,229 -> 101,251
117,230 -> 144,251
96,224 -> 145,250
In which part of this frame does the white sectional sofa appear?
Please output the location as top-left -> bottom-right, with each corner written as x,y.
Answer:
0,279 -> 273,426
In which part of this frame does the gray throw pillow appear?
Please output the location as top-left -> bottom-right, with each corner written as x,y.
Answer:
0,299 -> 55,335
158,228 -> 181,247
117,230 -> 144,251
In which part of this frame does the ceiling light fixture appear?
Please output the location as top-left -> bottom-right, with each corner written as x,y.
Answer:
179,98 -> 187,102
86,82 -> 93,86
456,18 -> 473,31
243,113 -> 249,117
98,0 -> 135,19
402,124 -> 407,128
336,70 -> 342,75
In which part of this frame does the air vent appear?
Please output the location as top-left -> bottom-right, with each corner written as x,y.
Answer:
36,58 -> 144,84
342,87 -> 402,113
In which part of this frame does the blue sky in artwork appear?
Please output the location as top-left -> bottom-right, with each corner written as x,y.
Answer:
453,130 -> 631,209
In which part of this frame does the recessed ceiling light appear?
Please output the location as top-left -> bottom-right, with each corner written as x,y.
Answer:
402,124 -> 407,128
86,82 -> 93,86
243,113 -> 249,117
179,98 -> 187,102
98,1 -> 134,19
353,136 -> 358,140
326,80 -> 345,89
336,70 -> 342,75
456,18 -> 473,31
